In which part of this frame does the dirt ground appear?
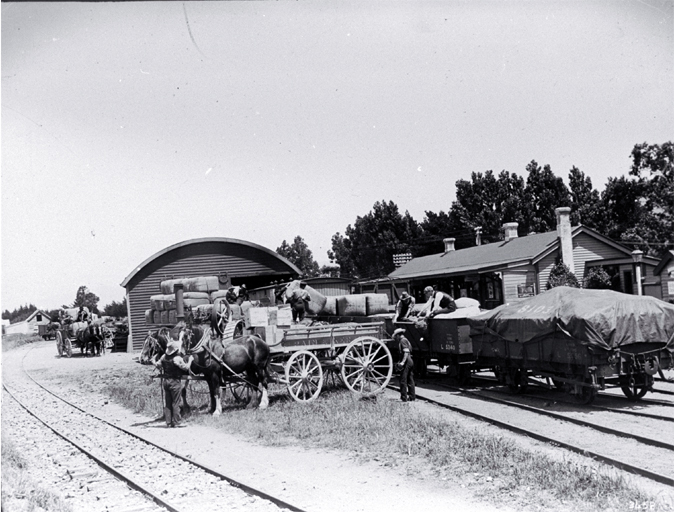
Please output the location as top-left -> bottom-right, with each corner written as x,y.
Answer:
5,340 -> 674,512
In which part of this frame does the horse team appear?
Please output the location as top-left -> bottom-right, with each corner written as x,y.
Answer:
140,321 -> 270,415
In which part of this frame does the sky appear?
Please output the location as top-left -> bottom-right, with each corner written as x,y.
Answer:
2,1 -> 672,312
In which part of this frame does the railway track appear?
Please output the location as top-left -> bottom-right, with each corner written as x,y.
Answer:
3,347 -> 306,512
391,378 -> 674,488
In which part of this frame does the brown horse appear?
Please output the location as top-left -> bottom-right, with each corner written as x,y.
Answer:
140,323 -> 270,415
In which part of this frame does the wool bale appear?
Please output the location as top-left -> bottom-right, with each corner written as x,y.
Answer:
183,294 -> 210,308
455,297 -> 480,309
163,295 -> 176,311
337,294 -> 367,316
150,295 -> 166,311
168,310 -> 177,324
365,293 -> 390,316
159,310 -> 169,324
320,296 -> 338,316
160,276 -> 220,295
284,280 -> 328,315
210,290 -> 230,301
145,309 -> 155,324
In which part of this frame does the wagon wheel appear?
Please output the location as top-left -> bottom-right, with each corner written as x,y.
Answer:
63,335 -> 73,358
340,336 -> 393,398
285,350 -> 324,403
55,331 -> 64,357
620,374 -> 651,401
573,381 -> 597,404
506,368 -> 528,394
228,380 -> 261,406
211,298 -> 232,336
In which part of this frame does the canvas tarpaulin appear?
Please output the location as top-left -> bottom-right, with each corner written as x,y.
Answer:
467,287 -> 674,352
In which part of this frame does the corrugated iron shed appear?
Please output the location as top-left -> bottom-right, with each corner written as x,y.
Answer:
121,237 -> 300,351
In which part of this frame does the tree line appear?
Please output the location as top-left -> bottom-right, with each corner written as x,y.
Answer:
2,286 -> 127,324
277,142 -> 672,279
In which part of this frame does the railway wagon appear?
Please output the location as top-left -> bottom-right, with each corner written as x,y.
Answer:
390,298 -> 483,380
467,287 -> 674,403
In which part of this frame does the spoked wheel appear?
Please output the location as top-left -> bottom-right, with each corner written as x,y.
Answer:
340,336 -> 393,398
228,380 -> 261,406
285,350 -> 324,403
56,331 -> 64,357
64,336 -> 73,358
620,374 -> 651,401
507,368 -> 528,394
211,298 -> 232,336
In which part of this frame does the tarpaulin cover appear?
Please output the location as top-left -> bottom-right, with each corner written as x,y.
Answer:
467,287 -> 674,351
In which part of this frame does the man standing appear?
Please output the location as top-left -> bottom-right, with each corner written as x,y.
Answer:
392,328 -> 415,402
288,281 -> 311,323
394,291 -> 416,322
155,340 -> 194,427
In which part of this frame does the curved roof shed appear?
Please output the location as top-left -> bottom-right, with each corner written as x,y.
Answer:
121,237 -> 300,351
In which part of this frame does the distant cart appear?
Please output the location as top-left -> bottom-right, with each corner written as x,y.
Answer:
53,308 -> 113,358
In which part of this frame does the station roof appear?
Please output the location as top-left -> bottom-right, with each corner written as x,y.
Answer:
120,237 -> 301,288
388,226 -> 632,280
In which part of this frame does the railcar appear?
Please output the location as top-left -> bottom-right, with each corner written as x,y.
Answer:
466,287 -> 674,403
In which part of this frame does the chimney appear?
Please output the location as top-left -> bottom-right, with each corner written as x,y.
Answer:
443,238 -> 456,253
555,207 -> 574,274
475,226 -> 482,246
503,222 -> 519,242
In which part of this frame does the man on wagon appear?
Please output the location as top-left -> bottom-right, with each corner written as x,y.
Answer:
288,281 -> 311,323
225,286 -> 238,304
394,291 -> 416,323
154,340 -> 194,428
393,328 -> 415,402
419,286 -> 457,318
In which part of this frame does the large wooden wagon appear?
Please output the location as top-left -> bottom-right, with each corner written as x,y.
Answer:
265,320 -> 394,402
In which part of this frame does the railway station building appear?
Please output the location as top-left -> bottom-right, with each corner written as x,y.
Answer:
378,207 -> 662,309
120,238 -> 301,352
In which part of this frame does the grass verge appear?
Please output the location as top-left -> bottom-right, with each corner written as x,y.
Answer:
1,434 -> 73,512
68,366 -> 670,512
2,333 -> 43,352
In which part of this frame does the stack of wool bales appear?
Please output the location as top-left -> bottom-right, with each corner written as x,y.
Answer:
335,293 -> 390,316
145,276 -> 220,326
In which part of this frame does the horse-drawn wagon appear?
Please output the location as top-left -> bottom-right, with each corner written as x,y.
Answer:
264,313 -> 393,403
141,278 -> 394,412
53,307 -> 114,358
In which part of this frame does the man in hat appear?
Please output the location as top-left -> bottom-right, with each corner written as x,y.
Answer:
419,286 -> 456,319
288,281 -> 311,323
392,328 -> 415,402
237,284 -> 249,303
225,286 -> 238,305
155,340 -> 194,427
394,291 -> 416,323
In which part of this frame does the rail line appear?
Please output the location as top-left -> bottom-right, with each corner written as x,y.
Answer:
388,380 -> 674,487
467,373 -> 674,408
6,347 -> 307,512
423,380 -> 674,452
